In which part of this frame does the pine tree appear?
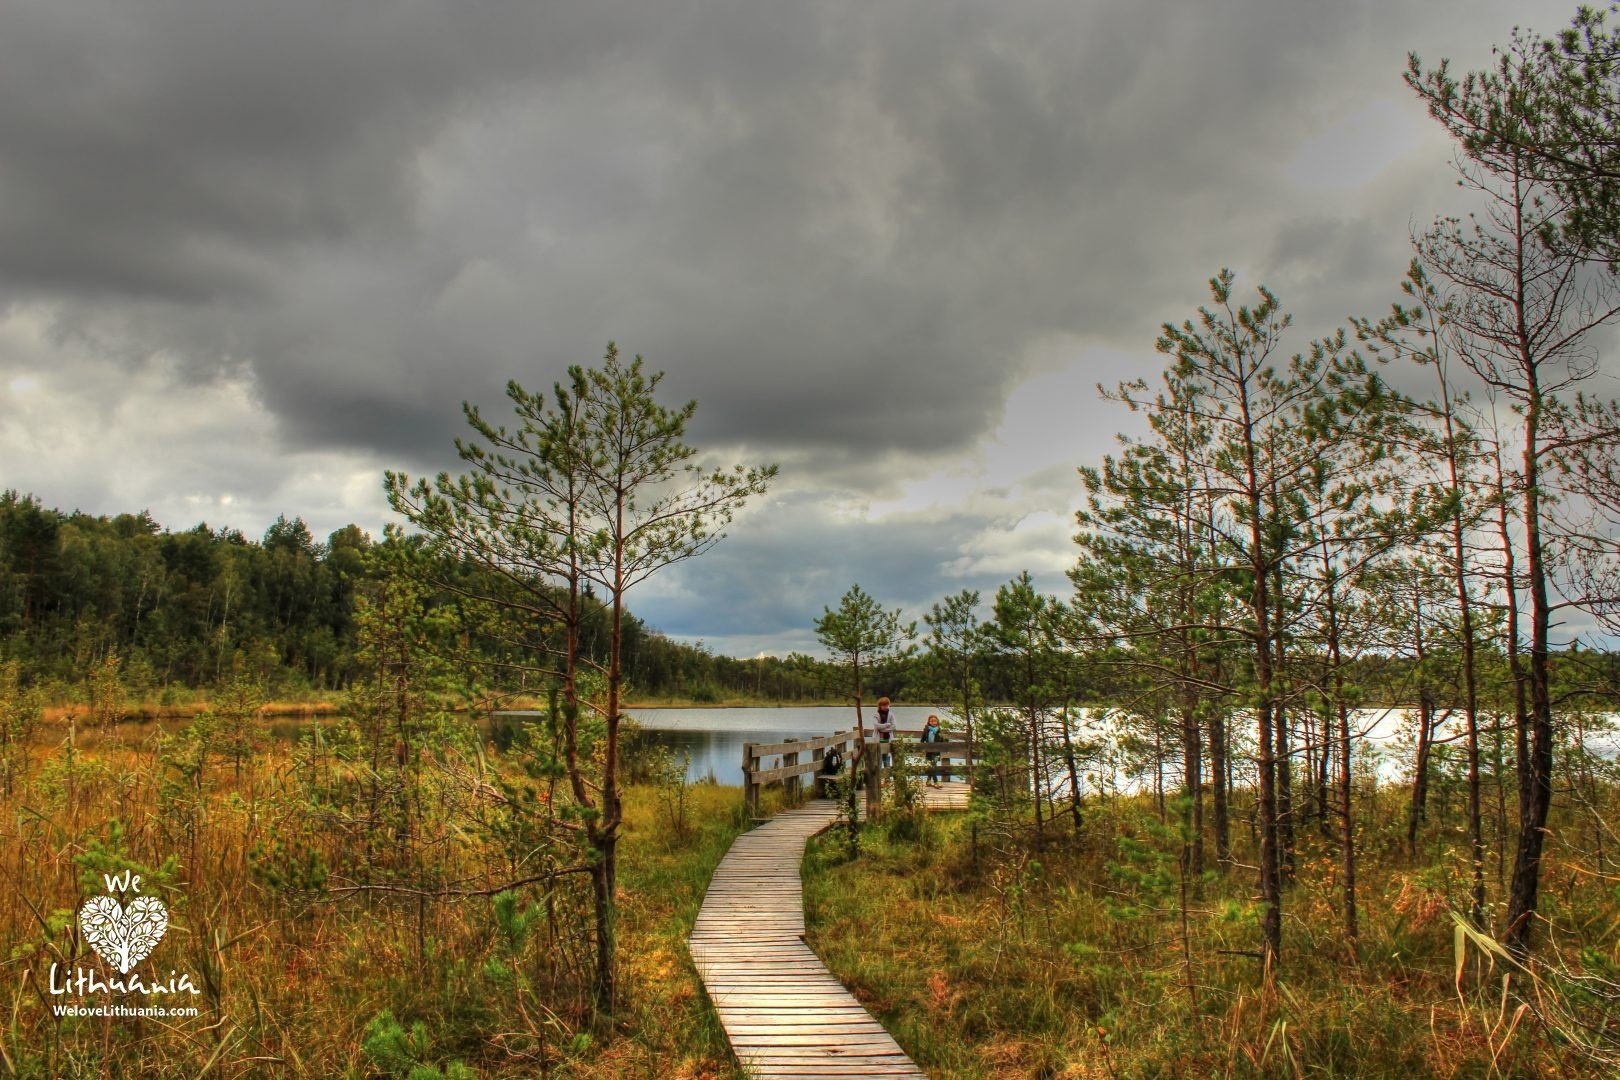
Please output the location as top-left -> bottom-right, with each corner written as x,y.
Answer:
387,343 -> 774,1011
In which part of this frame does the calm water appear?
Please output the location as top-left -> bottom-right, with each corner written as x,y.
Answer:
629,705 -> 947,785
495,705 -> 942,786
68,705 -> 946,788
79,704 -> 1616,791
619,705 -> 1618,791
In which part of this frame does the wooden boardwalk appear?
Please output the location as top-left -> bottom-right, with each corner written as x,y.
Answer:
690,783 -> 968,1079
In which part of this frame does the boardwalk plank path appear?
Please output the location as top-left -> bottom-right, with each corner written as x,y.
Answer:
690,784 -> 968,1079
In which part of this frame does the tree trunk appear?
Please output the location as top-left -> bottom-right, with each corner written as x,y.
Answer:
1241,397 -> 1283,972
1182,704 -> 1204,885
1436,353 -> 1487,928
1060,705 -> 1084,834
1154,722 -> 1167,823
590,847 -> 616,1013
592,514 -> 630,1015
1029,702 -> 1045,846
1408,704 -> 1435,859
1248,507 -> 1281,968
1318,557 -> 1359,959
1316,705 -> 1333,842
1507,387 -> 1552,956
1275,700 -> 1294,881
1256,695 -> 1282,973
1272,564 -> 1294,883
1210,707 -> 1230,864
1338,696 -> 1358,959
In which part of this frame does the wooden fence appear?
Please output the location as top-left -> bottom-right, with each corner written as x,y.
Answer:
742,728 -> 972,818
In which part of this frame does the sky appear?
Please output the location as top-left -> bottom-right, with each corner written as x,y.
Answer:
0,0 -> 1599,658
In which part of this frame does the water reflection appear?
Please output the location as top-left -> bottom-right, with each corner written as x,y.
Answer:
70,705 -> 1618,793
503,706 -> 947,786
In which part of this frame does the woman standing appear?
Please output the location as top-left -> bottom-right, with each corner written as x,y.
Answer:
874,697 -> 896,768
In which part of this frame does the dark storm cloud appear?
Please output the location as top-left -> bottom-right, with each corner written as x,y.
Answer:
0,0 -> 1590,653
0,1 -> 644,303
0,0 -> 1457,463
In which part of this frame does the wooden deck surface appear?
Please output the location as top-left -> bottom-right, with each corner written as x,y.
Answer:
690,782 -> 968,1079
916,782 -> 971,813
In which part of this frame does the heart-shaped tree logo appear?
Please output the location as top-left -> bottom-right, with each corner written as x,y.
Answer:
79,883 -> 168,974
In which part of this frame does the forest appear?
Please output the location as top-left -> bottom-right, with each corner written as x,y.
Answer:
0,489 -> 838,704
8,489 -> 1608,716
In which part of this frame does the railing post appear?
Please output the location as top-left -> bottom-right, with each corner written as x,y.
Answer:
864,736 -> 881,822
783,737 -> 800,804
744,742 -> 761,816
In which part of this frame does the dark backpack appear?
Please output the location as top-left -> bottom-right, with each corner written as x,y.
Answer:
821,747 -> 844,774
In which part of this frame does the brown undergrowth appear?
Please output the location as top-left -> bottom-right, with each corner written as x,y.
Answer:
0,733 -> 755,1078
804,786 -> 1620,1079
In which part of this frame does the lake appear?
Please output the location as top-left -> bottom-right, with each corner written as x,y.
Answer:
61,705 -> 943,787
611,705 -> 1620,790
511,705 -> 948,786
75,703 -> 1617,792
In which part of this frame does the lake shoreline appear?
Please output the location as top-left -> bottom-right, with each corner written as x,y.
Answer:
41,696 -> 842,724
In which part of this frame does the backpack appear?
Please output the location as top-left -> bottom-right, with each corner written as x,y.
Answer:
822,747 -> 844,774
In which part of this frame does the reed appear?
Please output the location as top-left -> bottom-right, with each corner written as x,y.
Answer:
803,782 -> 1620,1079
0,735 -> 751,1078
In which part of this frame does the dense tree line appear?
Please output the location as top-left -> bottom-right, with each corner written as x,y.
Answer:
0,484 -> 1066,708
0,493 -> 369,693
9,479 -> 1610,720
0,489 -> 833,703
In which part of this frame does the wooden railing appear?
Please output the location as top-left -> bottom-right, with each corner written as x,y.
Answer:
742,729 -> 972,817
741,730 -> 858,814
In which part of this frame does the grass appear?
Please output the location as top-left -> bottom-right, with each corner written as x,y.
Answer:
39,690 -> 835,725
803,786 -> 1620,1079
0,730 -> 758,1078
41,699 -> 343,724
10,717 -> 1615,1078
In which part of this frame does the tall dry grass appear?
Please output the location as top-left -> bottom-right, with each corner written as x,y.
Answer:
805,780 -> 1620,1079
0,728 -> 752,1078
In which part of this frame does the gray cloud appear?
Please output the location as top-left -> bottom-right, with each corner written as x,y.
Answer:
0,0 -> 1592,654
630,486 -> 1068,658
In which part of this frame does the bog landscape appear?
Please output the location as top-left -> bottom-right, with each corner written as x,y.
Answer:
5,4 -> 1620,1079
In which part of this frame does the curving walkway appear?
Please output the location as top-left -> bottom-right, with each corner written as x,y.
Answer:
690,784 -> 968,1079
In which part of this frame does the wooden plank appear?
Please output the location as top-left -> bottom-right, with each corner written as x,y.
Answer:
741,1055 -> 919,1067
713,1009 -> 878,1023
725,1023 -> 893,1029
746,730 -> 857,758
689,799 -> 929,1080
742,1070 -> 926,1078
708,989 -> 860,999
732,1035 -> 903,1049
749,759 -> 843,785
737,1064 -> 926,1079
748,1068 -> 923,1073
897,739 -> 969,755
740,1054 -> 919,1066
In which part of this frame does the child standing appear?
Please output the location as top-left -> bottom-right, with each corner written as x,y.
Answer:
920,713 -> 944,786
